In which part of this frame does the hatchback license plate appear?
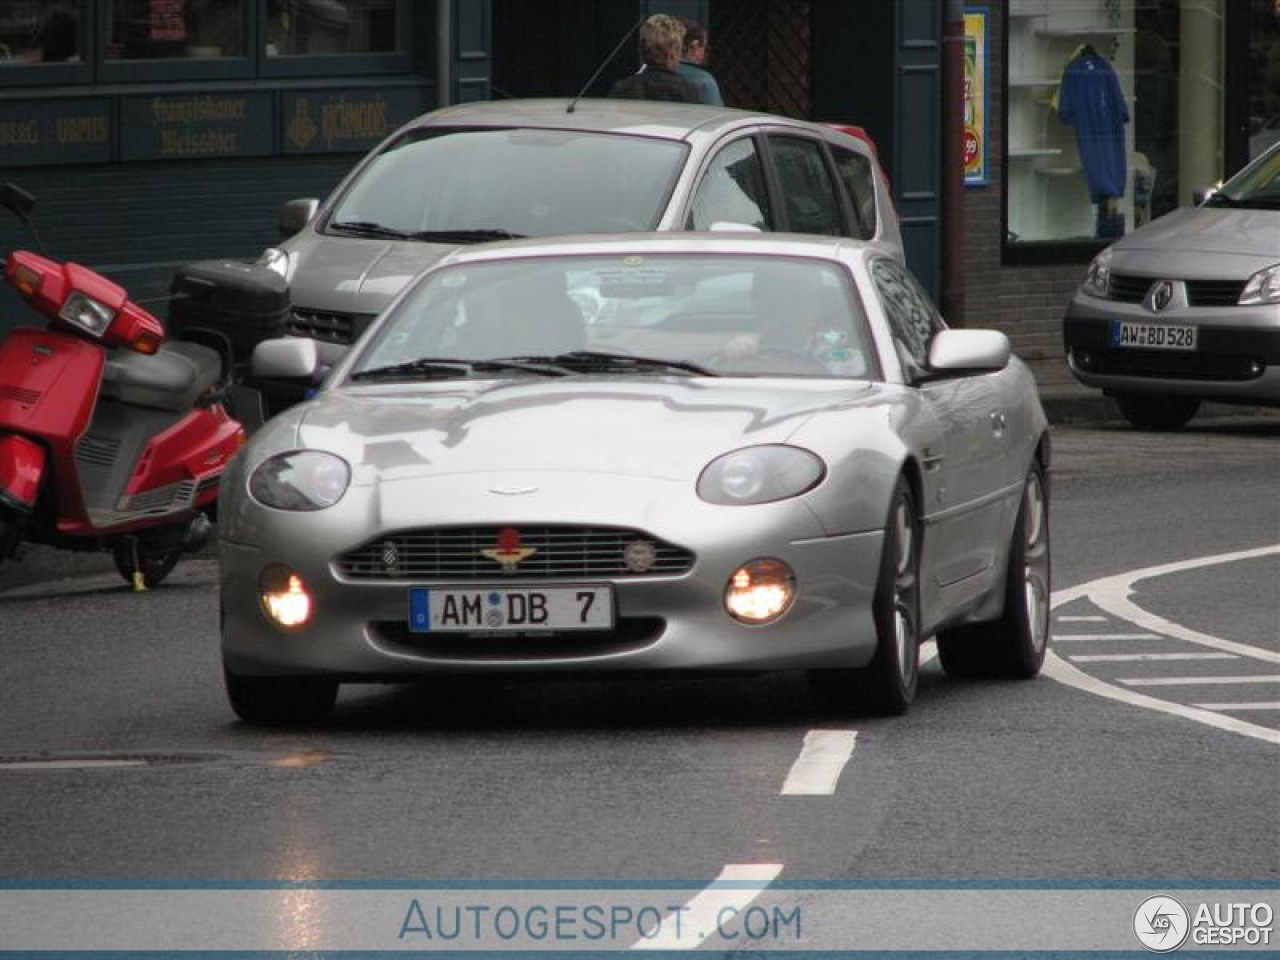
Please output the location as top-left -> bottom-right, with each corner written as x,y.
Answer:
1111,320 -> 1197,350
408,585 -> 614,633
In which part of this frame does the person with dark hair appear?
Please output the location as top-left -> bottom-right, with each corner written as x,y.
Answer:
27,4 -> 78,62
608,14 -> 701,104
677,17 -> 723,106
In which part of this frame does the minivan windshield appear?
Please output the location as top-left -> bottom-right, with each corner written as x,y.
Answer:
326,127 -> 689,239
1204,144 -> 1280,210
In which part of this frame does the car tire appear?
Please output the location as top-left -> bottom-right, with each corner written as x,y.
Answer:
809,476 -> 921,716
937,461 -> 1051,680
1114,393 -> 1199,431
224,667 -> 339,726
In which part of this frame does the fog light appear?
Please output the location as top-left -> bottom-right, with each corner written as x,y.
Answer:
724,558 -> 795,624
260,565 -> 313,628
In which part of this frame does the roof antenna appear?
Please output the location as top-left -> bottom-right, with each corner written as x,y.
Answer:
567,17 -> 644,114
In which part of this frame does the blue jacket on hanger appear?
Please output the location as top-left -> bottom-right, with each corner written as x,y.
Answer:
1056,48 -> 1130,203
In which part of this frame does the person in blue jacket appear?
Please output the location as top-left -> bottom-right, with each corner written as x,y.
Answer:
677,18 -> 724,106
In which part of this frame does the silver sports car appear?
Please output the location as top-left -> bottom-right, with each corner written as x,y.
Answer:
218,233 -> 1051,725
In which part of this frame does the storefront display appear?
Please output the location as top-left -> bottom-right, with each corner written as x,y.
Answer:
1006,0 -> 1225,249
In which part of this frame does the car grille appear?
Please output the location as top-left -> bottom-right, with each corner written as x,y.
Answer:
1073,348 -> 1266,382
337,526 -> 695,581
1108,274 -> 1248,307
286,308 -> 376,345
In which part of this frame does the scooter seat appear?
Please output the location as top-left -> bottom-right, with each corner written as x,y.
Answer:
100,341 -> 224,412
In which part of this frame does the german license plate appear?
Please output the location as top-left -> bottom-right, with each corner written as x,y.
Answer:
408,585 -> 614,633
1110,320 -> 1197,350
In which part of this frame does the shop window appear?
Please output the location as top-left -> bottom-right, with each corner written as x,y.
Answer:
0,1 -> 407,84
1005,0 -> 1225,255
0,1 -> 88,82
1250,0 -> 1280,161
266,0 -> 397,57
106,0 -> 243,59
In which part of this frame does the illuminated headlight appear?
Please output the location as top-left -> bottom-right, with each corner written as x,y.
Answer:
258,246 -> 293,280
698,445 -> 824,505
249,450 -> 350,510
725,558 -> 795,623
1081,248 -> 1113,298
59,292 -> 115,337
1240,264 -> 1280,305
259,565 -> 313,628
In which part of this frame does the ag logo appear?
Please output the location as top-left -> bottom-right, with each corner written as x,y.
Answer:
1134,895 -> 1190,952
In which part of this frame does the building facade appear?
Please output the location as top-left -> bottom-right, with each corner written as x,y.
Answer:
0,0 -> 1273,390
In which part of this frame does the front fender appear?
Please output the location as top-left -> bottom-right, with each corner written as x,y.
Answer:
0,433 -> 47,512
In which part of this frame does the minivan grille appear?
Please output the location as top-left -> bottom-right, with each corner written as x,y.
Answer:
287,308 -> 376,345
1108,274 -> 1248,307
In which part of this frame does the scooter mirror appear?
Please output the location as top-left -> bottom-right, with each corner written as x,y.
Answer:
0,183 -> 35,218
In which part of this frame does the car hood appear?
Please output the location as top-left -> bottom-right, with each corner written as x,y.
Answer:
284,378 -> 882,482
286,234 -> 458,315
1105,207 -> 1280,276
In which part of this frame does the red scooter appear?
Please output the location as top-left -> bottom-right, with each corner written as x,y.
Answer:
0,184 -> 243,589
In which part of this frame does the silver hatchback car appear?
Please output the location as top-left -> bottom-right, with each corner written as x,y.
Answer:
256,98 -> 902,357
1062,141 -> 1280,429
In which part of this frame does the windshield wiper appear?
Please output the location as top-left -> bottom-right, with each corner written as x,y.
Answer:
327,220 -> 413,240
351,357 -> 570,382
547,350 -> 717,377
406,229 -> 527,244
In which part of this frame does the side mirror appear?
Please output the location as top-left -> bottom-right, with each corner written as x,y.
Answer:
278,198 -> 320,239
1193,182 -> 1222,206
252,337 -> 320,380
927,328 -> 1010,375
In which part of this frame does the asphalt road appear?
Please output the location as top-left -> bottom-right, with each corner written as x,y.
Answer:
0,413 -> 1276,952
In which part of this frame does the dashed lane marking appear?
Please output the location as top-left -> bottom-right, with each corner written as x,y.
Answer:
781,730 -> 858,796
630,862 -> 784,950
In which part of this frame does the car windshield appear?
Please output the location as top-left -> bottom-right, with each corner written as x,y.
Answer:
1204,145 -> 1280,210
325,127 -> 688,238
349,253 -> 880,381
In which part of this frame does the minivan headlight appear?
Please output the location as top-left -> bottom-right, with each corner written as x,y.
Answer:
1081,248 -> 1113,298
1240,264 -> 1280,305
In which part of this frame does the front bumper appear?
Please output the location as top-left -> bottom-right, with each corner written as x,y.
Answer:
220,504 -> 886,680
1062,297 -> 1280,405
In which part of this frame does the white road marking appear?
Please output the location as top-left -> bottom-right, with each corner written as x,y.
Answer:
1119,675 -> 1280,687
1048,544 -> 1280,746
1052,633 -> 1162,641
1042,655 -> 1280,746
1070,653 -> 1237,663
781,730 -> 858,796
1057,615 -> 1107,622
1052,544 -> 1280,664
1193,702 -> 1280,712
630,863 -> 783,950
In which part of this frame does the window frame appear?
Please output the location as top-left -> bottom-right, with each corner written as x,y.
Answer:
0,0 -> 412,86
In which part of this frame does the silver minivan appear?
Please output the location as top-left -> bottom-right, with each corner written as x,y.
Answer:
255,98 -> 902,360
1063,141 -> 1280,429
